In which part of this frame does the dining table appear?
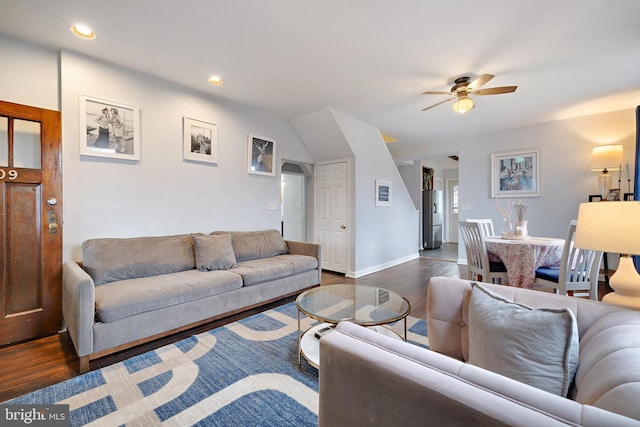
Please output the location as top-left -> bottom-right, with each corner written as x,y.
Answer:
484,236 -> 565,288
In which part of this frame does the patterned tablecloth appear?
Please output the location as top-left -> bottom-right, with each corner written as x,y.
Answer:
485,236 -> 565,288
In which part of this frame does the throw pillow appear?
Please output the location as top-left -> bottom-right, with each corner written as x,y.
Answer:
467,282 -> 579,397
192,233 -> 236,271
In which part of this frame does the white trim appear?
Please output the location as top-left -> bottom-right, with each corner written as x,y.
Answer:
346,252 -> 419,278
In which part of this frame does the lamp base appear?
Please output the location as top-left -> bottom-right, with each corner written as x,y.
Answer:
598,171 -> 612,200
602,256 -> 640,308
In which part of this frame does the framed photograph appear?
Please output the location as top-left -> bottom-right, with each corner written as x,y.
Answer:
247,133 -> 275,176
79,95 -> 140,160
183,117 -> 217,164
375,180 -> 392,206
608,188 -> 621,201
491,149 -> 540,198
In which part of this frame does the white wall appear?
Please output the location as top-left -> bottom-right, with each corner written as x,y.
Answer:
392,109 -> 636,261
0,35 -> 59,111
58,51 -> 314,260
331,110 -> 419,277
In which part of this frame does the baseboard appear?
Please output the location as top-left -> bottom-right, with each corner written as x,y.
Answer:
346,252 -> 420,278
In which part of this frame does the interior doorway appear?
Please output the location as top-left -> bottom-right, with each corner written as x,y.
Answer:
281,163 -> 306,242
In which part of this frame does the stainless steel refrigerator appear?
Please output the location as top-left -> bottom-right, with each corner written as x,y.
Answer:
422,189 -> 443,249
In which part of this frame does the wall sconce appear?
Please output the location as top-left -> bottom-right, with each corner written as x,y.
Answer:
590,145 -> 623,200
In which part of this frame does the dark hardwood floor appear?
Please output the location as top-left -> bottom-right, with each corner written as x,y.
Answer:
0,257 -> 463,402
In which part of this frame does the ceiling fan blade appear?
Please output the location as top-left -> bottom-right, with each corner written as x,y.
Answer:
473,86 -> 518,95
422,91 -> 452,95
467,74 -> 494,91
422,97 -> 455,111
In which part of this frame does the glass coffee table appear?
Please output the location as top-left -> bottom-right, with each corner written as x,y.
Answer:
296,284 -> 411,368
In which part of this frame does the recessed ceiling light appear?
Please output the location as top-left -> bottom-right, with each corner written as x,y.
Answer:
208,75 -> 224,85
71,24 -> 96,40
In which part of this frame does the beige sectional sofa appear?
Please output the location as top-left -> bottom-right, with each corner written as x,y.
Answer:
63,229 -> 320,372
319,277 -> 640,426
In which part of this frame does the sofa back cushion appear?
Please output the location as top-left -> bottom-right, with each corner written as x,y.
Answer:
82,234 -> 195,285
572,310 -> 640,420
211,229 -> 288,262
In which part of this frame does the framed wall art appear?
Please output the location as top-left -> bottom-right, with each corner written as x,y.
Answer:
491,149 -> 540,198
247,133 -> 275,176
375,179 -> 392,206
183,117 -> 218,164
79,95 -> 140,160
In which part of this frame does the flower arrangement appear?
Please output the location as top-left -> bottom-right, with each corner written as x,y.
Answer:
493,198 -> 514,223
512,200 -> 529,221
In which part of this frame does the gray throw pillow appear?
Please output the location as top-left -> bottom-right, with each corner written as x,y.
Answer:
192,233 -> 237,271
467,282 -> 579,397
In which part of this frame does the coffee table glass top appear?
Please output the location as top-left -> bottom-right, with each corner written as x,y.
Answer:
296,284 -> 410,326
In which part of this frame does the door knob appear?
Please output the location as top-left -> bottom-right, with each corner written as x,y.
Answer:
341,224 -> 346,229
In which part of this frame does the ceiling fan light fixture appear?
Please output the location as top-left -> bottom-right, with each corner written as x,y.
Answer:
452,95 -> 474,114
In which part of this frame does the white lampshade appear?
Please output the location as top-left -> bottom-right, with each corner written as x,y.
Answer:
590,145 -> 623,172
575,201 -> 640,254
575,201 -> 640,308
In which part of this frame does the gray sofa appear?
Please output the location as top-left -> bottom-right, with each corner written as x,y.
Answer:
319,277 -> 640,426
63,229 -> 320,372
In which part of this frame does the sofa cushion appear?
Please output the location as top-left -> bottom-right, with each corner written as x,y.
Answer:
233,254 -> 318,286
94,269 -> 243,323
192,233 -> 237,271
211,229 -> 288,262
82,234 -> 196,285
467,282 -> 579,397
573,310 -> 640,421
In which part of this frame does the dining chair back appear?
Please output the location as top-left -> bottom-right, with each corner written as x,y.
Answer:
459,221 -> 508,284
534,220 -> 603,299
466,218 -> 496,237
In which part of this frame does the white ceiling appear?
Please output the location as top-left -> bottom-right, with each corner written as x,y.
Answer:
2,0 -> 640,154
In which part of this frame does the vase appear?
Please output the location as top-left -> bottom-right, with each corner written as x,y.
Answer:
501,218 -> 513,237
515,220 -> 528,236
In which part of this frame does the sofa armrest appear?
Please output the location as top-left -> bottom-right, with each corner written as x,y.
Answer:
320,322 -> 640,427
286,240 -> 321,283
62,261 -> 95,358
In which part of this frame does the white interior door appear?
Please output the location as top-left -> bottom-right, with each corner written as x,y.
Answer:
315,161 -> 348,274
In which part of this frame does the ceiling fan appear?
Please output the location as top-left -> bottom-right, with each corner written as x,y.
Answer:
422,74 -> 517,114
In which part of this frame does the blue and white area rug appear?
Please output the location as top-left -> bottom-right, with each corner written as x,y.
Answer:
5,302 -> 428,426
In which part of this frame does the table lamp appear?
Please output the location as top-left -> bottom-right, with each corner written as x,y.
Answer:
574,201 -> 640,308
590,145 -> 623,200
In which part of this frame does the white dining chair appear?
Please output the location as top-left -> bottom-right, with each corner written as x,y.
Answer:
459,221 -> 508,284
466,218 -> 496,237
534,220 -> 603,299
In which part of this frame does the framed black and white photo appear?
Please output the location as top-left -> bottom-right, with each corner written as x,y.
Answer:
79,95 -> 140,160
375,179 -> 392,206
183,117 -> 218,164
247,133 -> 275,176
491,149 -> 540,198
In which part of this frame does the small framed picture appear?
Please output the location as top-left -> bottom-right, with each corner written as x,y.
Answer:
183,117 -> 218,164
608,188 -> 621,201
79,95 -> 140,160
491,149 -> 540,198
247,133 -> 276,176
375,180 -> 392,206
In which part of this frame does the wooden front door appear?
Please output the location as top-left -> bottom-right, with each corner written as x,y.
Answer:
0,100 -> 62,346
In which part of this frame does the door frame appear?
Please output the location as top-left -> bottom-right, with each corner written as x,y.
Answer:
314,158 -> 352,275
